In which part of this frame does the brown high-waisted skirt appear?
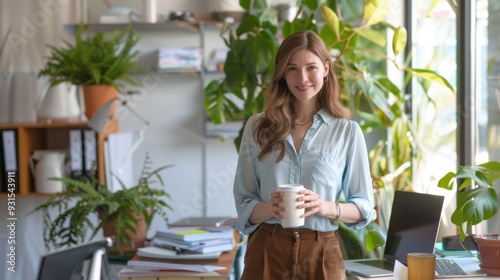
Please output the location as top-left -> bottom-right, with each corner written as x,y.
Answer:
240,223 -> 346,280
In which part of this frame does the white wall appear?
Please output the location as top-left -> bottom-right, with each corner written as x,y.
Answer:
0,1 -> 238,279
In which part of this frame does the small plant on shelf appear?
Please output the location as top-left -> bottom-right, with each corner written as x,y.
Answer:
31,154 -> 173,255
38,22 -> 143,90
38,22 -> 144,119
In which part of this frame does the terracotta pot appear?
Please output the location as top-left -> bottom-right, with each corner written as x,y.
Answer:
82,85 -> 117,119
99,211 -> 147,255
474,234 -> 500,276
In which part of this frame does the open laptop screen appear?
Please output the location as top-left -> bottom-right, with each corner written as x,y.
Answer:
385,191 -> 444,265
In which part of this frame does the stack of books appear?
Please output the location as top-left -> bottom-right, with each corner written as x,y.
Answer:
137,227 -> 235,259
156,47 -> 202,72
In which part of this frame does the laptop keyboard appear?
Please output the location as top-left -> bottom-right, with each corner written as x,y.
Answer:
436,258 -> 467,276
357,259 -> 395,271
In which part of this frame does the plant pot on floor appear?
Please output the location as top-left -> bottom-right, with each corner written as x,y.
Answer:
474,234 -> 500,276
82,84 -> 117,119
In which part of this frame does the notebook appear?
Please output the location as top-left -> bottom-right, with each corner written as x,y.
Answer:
344,191 -> 445,278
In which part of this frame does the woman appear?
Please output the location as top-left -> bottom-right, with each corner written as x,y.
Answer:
232,30 -> 377,279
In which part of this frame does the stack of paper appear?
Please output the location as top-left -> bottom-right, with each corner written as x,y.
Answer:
137,227 -> 235,259
137,247 -> 222,260
118,260 -> 225,277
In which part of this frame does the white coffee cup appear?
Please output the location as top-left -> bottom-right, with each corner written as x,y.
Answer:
278,184 -> 305,228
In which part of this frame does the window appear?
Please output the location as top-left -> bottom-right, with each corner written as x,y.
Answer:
412,0 -> 500,234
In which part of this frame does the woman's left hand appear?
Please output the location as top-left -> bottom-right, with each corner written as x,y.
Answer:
298,189 -> 328,217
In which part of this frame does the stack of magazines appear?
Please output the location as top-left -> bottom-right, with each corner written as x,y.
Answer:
137,227 -> 235,259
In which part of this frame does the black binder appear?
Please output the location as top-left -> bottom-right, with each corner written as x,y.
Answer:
1,130 -> 19,193
83,130 -> 97,179
0,131 -> 5,192
69,129 -> 85,180
69,129 -> 98,180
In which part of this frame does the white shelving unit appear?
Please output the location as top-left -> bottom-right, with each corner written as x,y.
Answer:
65,21 -> 238,217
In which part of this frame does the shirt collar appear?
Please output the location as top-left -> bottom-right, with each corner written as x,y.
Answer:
317,108 -> 333,125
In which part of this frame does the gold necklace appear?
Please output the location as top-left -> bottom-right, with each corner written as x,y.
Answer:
295,119 -> 313,126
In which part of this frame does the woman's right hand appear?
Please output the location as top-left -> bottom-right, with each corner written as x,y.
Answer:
269,191 -> 285,219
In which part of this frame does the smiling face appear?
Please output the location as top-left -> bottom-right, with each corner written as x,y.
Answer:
284,49 -> 330,102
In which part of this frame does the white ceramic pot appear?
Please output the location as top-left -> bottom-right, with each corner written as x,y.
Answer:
29,150 -> 66,194
37,82 -> 82,122
209,0 -> 246,21
142,0 -> 157,23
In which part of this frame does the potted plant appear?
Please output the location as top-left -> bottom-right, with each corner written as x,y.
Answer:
438,160 -> 500,275
31,155 -> 173,255
38,22 -> 144,119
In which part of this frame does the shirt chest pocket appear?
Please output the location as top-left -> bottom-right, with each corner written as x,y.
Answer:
311,152 -> 345,188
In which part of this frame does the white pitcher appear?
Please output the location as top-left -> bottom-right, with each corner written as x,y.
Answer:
37,82 -> 82,122
29,150 -> 66,194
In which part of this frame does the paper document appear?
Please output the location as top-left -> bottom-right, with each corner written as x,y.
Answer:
127,260 -> 225,272
393,260 -> 408,280
118,266 -> 221,277
137,247 -> 222,260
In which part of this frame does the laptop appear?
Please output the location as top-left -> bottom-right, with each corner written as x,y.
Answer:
435,257 -> 487,278
37,237 -> 114,280
344,191 -> 445,278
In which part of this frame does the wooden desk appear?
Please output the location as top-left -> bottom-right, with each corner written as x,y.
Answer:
117,231 -> 240,280
348,272 -> 500,279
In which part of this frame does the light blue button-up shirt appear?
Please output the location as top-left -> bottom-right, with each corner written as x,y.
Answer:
232,109 -> 377,235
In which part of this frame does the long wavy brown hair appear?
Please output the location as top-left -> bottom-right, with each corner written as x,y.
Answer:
254,30 -> 351,161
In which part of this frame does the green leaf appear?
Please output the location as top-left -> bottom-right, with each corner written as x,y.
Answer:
406,68 -> 455,93
243,32 -> 277,74
479,161 -> 500,182
365,229 -> 385,251
259,6 -> 278,25
392,25 -> 407,56
437,172 -> 456,190
452,187 -> 498,227
303,0 -> 320,11
456,166 -> 491,188
240,0 -> 250,10
252,0 -> 269,13
224,45 -> 246,85
237,15 -> 260,37
356,28 -> 386,47
364,0 -> 392,26
322,5 -> 340,40
365,75 -> 395,121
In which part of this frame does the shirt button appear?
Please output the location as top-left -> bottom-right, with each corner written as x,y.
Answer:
294,231 -> 300,238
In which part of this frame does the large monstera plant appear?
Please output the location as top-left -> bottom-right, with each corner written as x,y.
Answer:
205,0 -> 454,259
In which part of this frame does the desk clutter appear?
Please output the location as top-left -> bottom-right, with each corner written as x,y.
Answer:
143,227 -> 235,256
117,225 -> 237,279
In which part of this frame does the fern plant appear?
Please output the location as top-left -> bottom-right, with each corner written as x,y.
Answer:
38,22 -> 143,91
31,155 -> 173,255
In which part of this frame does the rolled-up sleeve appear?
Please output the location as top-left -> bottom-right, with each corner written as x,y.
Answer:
342,122 -> 377,229
231,115 -> 262,235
